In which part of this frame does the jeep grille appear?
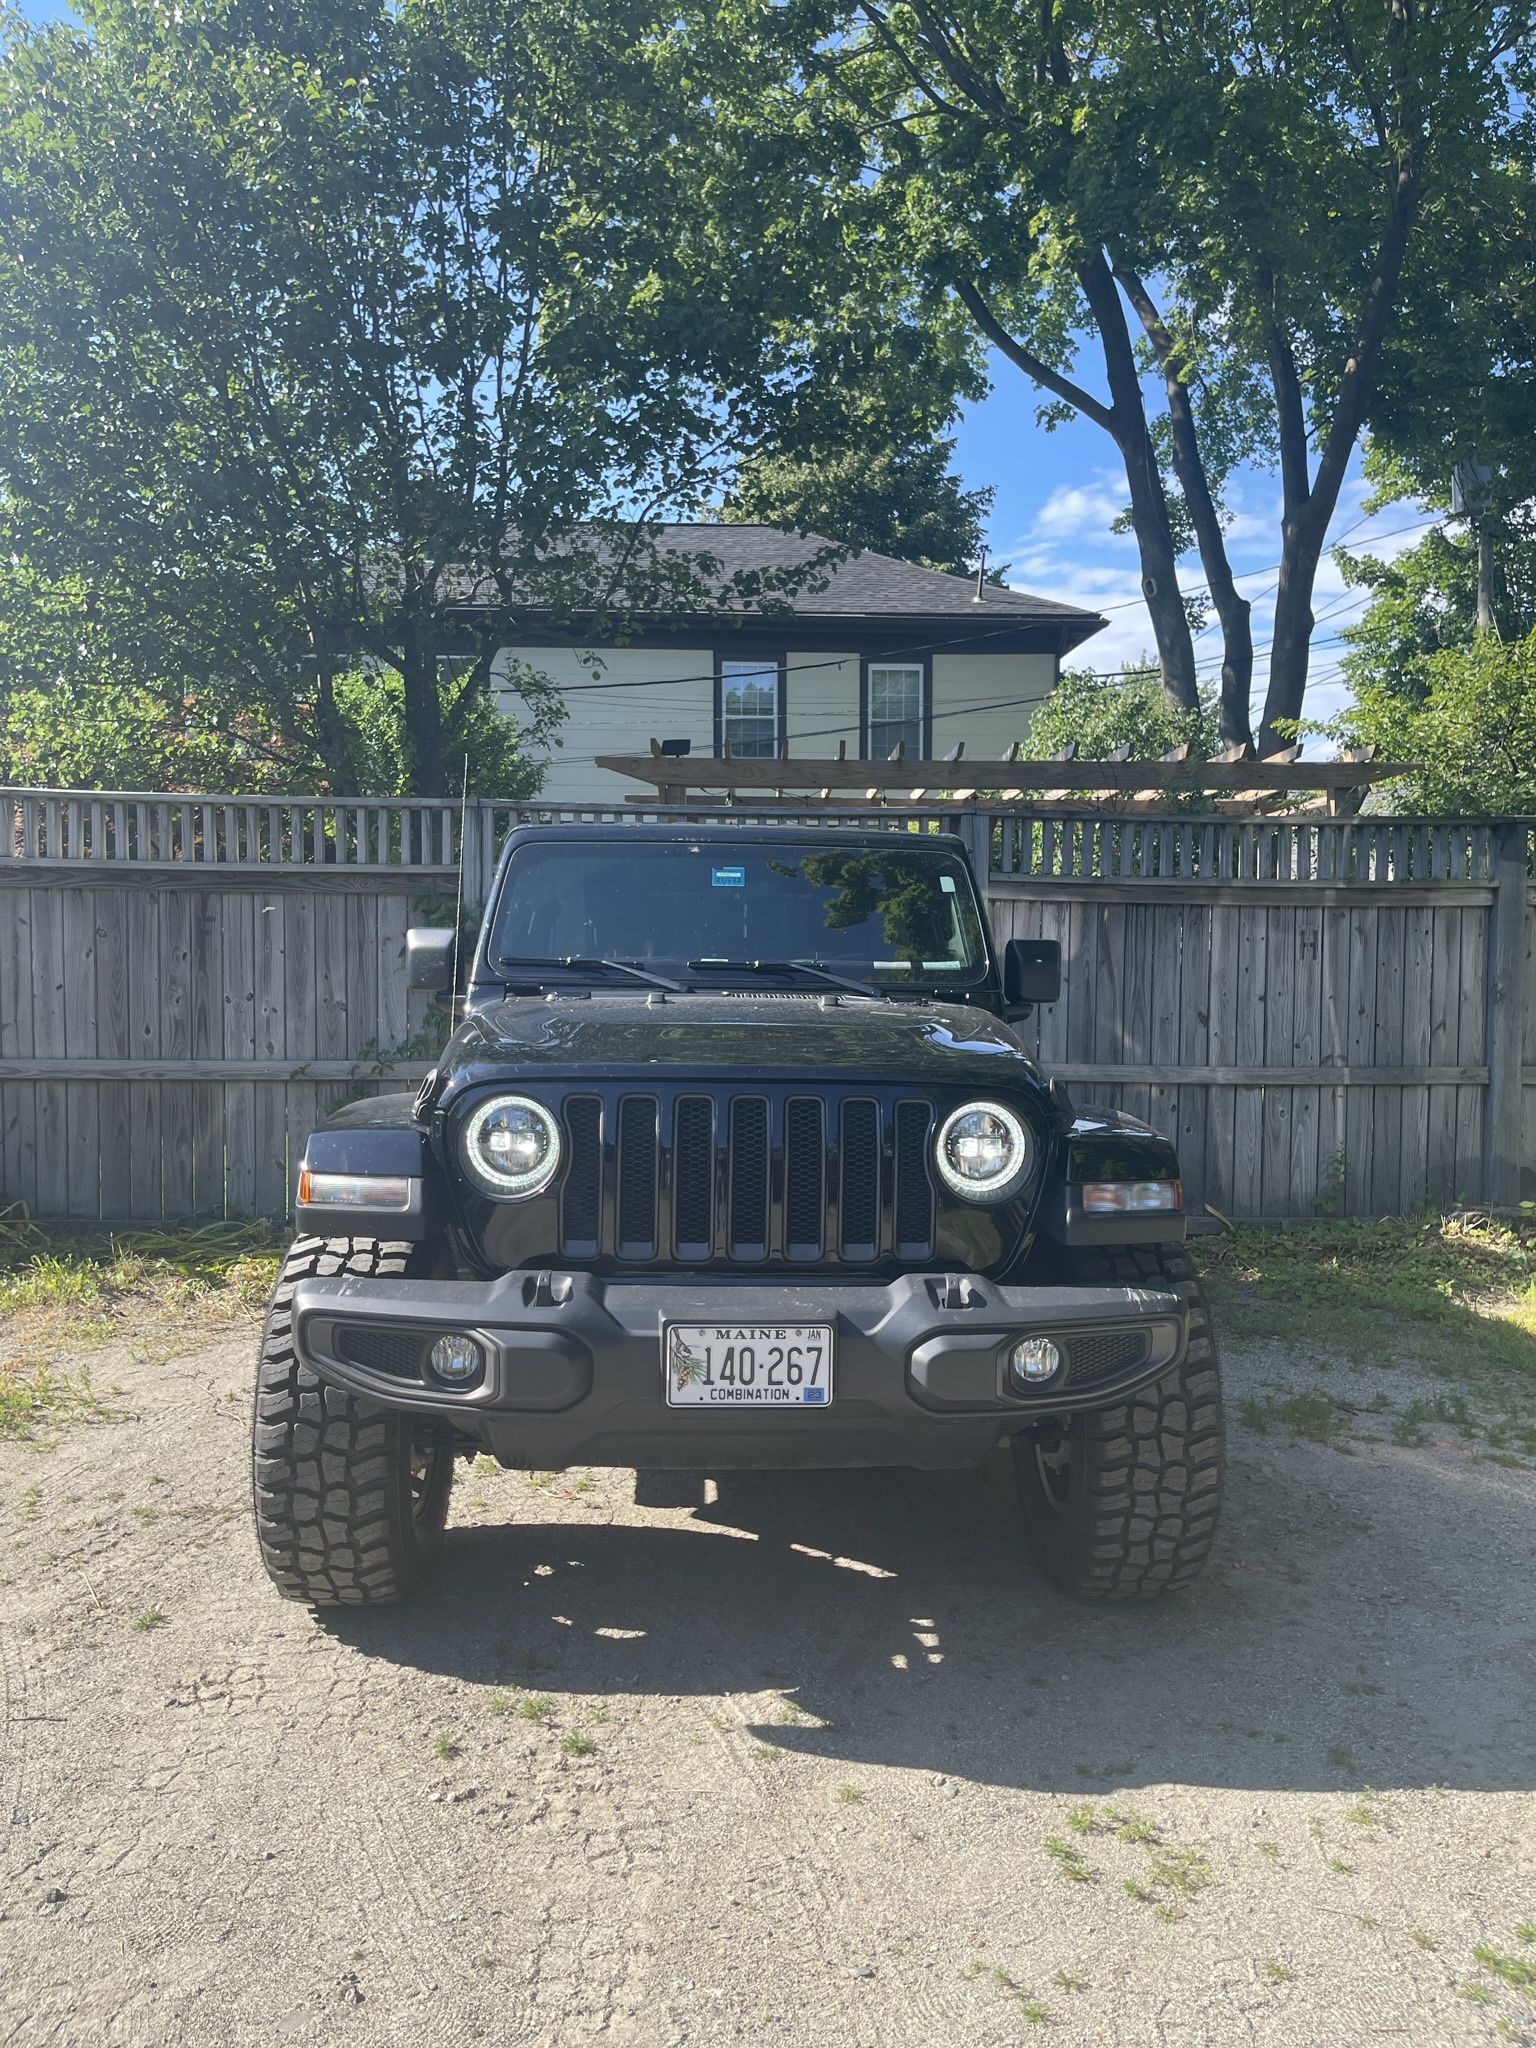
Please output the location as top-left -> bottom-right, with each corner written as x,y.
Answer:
555,1087 -> 937,1268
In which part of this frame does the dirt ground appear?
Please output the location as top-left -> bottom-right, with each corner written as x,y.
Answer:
2,1290 -> 1534,2048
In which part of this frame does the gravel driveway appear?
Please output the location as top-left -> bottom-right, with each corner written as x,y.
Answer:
2,1311 -> 1533,2048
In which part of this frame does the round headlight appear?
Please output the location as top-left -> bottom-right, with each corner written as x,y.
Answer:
460,1095 -> 562,1198
935,1100 -> 1033,1203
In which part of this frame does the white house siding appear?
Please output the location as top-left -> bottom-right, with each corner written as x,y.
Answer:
930,652 -> 1056,759
495,645 -> 713,805
495,643 -> 1058,804
784,653 -> 859,756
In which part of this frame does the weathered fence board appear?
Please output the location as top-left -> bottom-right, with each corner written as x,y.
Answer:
0,791 -> 1531,1223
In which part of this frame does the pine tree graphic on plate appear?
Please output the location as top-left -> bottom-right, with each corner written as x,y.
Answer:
671,1334 -> 708,1388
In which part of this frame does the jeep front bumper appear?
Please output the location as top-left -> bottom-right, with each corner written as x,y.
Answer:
290,1270 -> 1188,1472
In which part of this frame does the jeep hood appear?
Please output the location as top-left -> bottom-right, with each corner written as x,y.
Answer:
433,992 -> 1044,1099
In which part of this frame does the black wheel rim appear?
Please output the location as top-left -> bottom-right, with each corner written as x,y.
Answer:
1031,1428 -> 1074,1515
409,1439 -> 443,1526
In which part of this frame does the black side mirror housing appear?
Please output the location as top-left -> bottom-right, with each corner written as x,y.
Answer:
1003,937 -> 1062,1008
407,926 -> 458,994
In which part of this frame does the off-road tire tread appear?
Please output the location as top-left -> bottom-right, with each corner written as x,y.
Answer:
252,1236 -> 451,1607
1015,1244 -> 1224,1603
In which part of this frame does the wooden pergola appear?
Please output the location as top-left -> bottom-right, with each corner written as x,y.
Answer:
595,740 -> 1411,816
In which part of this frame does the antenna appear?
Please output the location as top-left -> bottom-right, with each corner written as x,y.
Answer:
450,752 -> 470,1021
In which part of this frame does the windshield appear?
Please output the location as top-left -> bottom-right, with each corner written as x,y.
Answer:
487,840 -> 990,989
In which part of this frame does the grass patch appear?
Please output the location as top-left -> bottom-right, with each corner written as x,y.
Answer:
1197,1216 -> 1536,1416
560,1733 -> 596,1758
514,1696 -> 552,1723
0,1363 -> 115,1442
835,1783 -> 867,1805
0,1218 -> 280,1351
1238,1390 -> 1350,1446
132,1608 -> 167,1632
431,1734 -> 462,1761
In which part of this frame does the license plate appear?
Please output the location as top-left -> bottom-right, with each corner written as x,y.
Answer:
663,1323 -> 835,1408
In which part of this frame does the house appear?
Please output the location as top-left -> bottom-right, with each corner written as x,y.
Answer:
480,524 -> 1104,805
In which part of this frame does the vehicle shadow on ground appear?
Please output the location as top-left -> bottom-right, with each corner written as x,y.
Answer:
326,1442 -> 1536,1797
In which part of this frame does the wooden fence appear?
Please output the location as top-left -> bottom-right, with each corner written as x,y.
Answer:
1,788 -> 1530,1224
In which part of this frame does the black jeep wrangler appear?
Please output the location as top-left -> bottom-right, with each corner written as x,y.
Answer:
252,825 -> 1223,1607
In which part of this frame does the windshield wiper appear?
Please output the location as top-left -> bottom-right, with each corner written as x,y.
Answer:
495,955 -> 684,993
687,957 -> 884,1000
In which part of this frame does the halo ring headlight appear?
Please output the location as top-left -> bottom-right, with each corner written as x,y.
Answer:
460,1094 -> 562,1199
935,1099 -> 1033,1203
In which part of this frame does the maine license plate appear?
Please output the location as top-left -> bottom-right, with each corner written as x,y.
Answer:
663,1324 -> 835,1408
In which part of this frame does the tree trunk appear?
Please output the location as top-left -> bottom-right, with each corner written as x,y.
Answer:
1259,510 -> 1328,756
1109,258 -> 1253,749
399,628 -> 446,795
1077,252 -> 1199,714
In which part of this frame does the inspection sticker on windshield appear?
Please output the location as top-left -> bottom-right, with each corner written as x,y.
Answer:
711,865 -> 746,887
664,1323 -> 834,1407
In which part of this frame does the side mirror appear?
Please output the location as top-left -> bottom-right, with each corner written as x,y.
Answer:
407,926 -> 458,994
1003,937 -> 1061,1008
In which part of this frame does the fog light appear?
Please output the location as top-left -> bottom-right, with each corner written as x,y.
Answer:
1009,1336 -> 1062,1386
428,1334 -> 484,1387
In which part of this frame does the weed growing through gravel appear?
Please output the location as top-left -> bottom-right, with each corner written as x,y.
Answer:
560,1734 -> 595,1759
835,1784 -> 866,1804
133,1609 -> 167,1632
1261,1962 -> 1294,1982
515,1696 -> 552,1723
1238,1390 -> 1350,1445
1472,1942 -> 1536,1993
432,1735 -> 462,1761
1044,1838 -> 1094,1883
992,1971 -> 1051,2026
0,1365 -> 114,1442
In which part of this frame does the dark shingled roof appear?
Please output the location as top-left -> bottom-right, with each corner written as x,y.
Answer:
447,522 -> 1105,651
635,524 -> 1098,625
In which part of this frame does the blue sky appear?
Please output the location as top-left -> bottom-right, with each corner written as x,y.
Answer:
15,0 -> 1440,734
955,367 -> 1439,732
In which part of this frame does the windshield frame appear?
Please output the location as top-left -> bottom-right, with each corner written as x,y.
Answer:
474,830 -> 1001,1003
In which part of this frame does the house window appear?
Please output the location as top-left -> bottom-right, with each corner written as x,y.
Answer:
719,658 -> 781,757
865,662 -> 927,759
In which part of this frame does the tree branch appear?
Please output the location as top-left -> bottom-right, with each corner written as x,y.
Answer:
953,278 -> 1115,433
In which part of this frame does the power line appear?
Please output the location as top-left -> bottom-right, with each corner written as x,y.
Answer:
524,514 -> 1445,700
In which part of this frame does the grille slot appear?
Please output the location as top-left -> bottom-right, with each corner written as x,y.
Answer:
894,1101 -> 935,1256
551,1083 -> 1011,1270
839,1099 -> 881,1260
673,1096 -> 715,1259
1067,1331 -> 1149,1384
337,1326 -> 425,1380
729,1097 -> 771,1259
783,1097 -> 825,1259
561,1096 -> 602,1254
616,1096 -> 659,1258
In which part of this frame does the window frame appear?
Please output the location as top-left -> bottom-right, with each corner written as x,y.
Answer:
860,655 -> 932,762
713,648 -> 787,759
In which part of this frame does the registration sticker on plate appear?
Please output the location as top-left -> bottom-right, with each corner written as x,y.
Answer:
663,1324 -> 835,1408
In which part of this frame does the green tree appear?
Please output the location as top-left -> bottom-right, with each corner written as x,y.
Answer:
1024,665 -> 1219,764
0,0 -> 851,793
1336,520 -> 1536,712
726,425 -> 992,578
1333,631 -> 1536,816
715,0 -> 1529,752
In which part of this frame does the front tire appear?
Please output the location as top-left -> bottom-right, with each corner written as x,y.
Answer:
252,1236 -> 455,1607
1014,1244 -> 1224,1602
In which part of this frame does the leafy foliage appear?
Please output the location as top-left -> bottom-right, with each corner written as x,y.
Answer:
1331,629 -> 1536,817
1024,667 -> 1220,764
0,0 -> 881,793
